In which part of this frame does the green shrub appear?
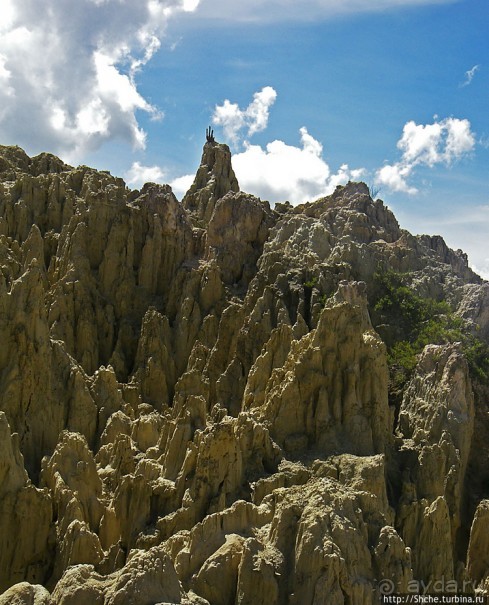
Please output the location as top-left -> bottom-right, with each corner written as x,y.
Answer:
371,270 -> 489,387
303,276 -> 318,288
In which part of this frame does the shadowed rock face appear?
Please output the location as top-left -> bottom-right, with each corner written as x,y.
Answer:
0,139 -> 488,604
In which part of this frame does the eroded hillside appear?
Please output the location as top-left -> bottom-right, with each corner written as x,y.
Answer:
0,139 -> 488,604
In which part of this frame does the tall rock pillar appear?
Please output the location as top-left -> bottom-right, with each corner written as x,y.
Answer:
182,133 -> 239,225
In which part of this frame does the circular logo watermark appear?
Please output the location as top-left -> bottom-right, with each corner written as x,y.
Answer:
379,579 -> 395,596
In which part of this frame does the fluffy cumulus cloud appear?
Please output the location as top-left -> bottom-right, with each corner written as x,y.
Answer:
233,127 -> 364,204
170,174 -> 195,199
125,161 -> 195,195
212,87 -> 277,145
0,0 -> 199,162
375,117 -> 476,194
124,161 -> 165,188
210,88 -> 364,204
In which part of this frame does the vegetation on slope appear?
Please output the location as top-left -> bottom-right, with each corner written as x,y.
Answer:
371,269 -> 489,394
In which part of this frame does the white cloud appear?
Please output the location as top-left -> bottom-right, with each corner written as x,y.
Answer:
232,127 -> 365,204
212,87 -> 277,144
375,163 -> 417,194
376,117 -> 475,194
74,99 -> 110,138
181,86 -> 366,204
472,259 -> 489,281
0,0 -> 15,32
0,0 -> 199,162
125,161 -> 165,188
183,0 -> 201,12
170,174 -> 195,199
125,163 -> 195,197
460,64 -> 480,87
193,0 -> 455,23
0,54 -> 14,105
398,120 -> 444,166
444,118 -> 476,160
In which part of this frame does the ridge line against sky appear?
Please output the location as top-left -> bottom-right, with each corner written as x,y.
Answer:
0,0 -> 487,276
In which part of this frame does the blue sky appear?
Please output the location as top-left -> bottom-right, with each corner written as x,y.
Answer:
0,0 -> 488,276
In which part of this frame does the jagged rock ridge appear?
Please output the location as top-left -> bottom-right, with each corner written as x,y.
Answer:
0,138 -> 488,604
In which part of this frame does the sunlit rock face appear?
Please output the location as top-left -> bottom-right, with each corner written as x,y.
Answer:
182,139 -> 239,225
0,139 -> 488,604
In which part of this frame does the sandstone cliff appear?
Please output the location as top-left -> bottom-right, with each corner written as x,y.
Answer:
0,138 -> 488,604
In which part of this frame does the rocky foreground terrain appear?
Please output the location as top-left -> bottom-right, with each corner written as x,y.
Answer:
0,138 -> 488,604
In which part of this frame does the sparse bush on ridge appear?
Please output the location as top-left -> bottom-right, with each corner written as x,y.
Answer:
371,269 -> 489,390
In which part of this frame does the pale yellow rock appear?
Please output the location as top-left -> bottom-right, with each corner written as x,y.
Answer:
417,496 -> 454,581
206,191 -> 274,285
248,282 -> 391,457
0,582 -> 53,605
398,495 -> 454,582
96,433 -> 138,492
198,259 -> 224,312
169,500 -> 273,583
0,413 -> 52,592
182,141 -> 239,224
157,411 -> 280,533
38,432 -> 108,584
167,472 -> 400,605
90,366 -> 126,444
99,411 -> 132,447
286,481 -> 374,605
131,308 -> 175,409
191,534 -> 245,605
466,500 -> 489,586
41,431 -> 104,533
0,142 -> 488,603
131,411 -> 163,452
51,546 -> 184,605
112,473 -> 152,552
51,520 -> 104,584
458,282 -> 489,340
373,526 -> 413,594
21,225 -> 46,272
396,343 -> 475,578
398,344 -> 474,466
252,460 -> 311,505
324,453 -> 395,543
243,323 -> 294,411
235,538 -> 282,605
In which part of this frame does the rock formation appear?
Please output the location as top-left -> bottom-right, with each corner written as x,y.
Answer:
0,138 -> 488,603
